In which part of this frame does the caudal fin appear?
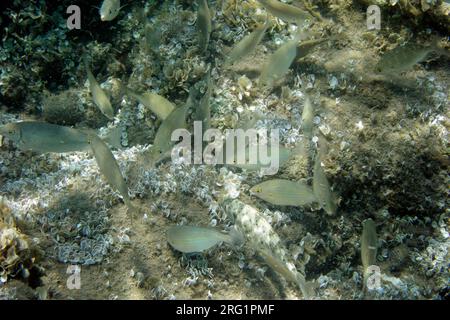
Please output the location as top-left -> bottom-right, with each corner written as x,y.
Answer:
227,227 -> 245,247
124,199 -> 138,227
296,273 -> 317,299
103,127 -> 123,149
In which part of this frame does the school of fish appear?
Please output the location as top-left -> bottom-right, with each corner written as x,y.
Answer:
1,0 -> 448,299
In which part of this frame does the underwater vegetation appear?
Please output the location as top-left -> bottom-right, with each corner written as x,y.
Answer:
0,0 -> 449,300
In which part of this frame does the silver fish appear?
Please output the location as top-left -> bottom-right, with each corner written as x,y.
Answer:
250,179 -> 316,207
149,103 -> 189,164
195,71 -> 212,132
361,218 -> 378,289
312,153 -> 337,215
100,0 -> 121,21
257,0 -> 312,23
225,21 -> 269,67
0,122 -> 90,153
301,94 -> 314,138
167,225 -> 244,253
376,43 -> 432,74
83,55 -> 115,120
197,0 -> 212,53
87,133 -> 134,212
295,37 -> 329,62
375,40 -> 450,74
223,199 -> 314,298
226,144 -> 292,172
259,38 -> 298,87
125,87 -> 175,120
259,248 -> 315,298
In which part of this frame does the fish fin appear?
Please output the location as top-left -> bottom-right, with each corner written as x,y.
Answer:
296,273 -> 317,299
293,30 -> 312,43
82,52 -> 90,69
228,226 -> 245,247
125,200 -> 138,227
304,280 -> 318,299
262,15 -> 271,28
117,78 -> 128,100
103,127 -> 122,149
430,39 -> 450,58
119,3 -> 130,11
123,86 -> 140,101
153,149 -> 173,166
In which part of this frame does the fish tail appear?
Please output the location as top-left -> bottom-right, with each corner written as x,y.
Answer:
103,127 -> 122,149
125,199 -> 138,226
432,45 -> 450,59
117,81 -> 128,100
296,273 -> 315,299
82,53 -> 90,71
122,85 -> 133,96
82,54 -> 95,82
227,227 -> 245,247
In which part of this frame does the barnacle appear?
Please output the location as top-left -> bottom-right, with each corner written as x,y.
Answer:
0,0 -> 448,301
42,89 -> 84,126
0,201 -> 33,284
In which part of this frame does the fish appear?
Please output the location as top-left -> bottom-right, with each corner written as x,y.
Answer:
226,144 -> 292,172
301,94 -> 314,138
225,20 -> 269,67
100,126 -> 123,149
87,133 -> 135,213
361,219 -> 378,290
250,179 -> 316,207
195,71 -> 212,132
312,153 -> 337,215
224,199 -> 313,298
83,55 -> 115,120
0,122 -> 90,153
0,121 -> 124,152
375,40 -> 450,74
100,0 -> 121,21
197,0 -> 212,53
257,0 -> 312,23
167,225 -> 244,253
124,87 -> 175,121
149,102 -> 190,164
259,38 -> 299,87
295,37 -> 329,62
258,248 -> 315,299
